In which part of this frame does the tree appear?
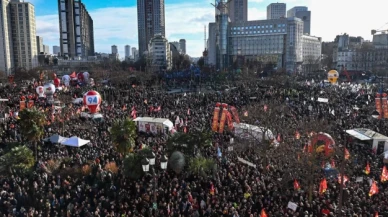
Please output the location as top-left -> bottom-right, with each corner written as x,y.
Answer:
197,57 -> 205,69
122,148 -> 153,179
169,151 -> 185,174
18,108 -> 46,160
0,145 -> 35,175
166,130 -> 212,157
110,118 -> 137,155
188,157 -> 217,177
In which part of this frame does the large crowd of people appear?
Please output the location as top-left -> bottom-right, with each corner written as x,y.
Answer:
0,74 -> 386,217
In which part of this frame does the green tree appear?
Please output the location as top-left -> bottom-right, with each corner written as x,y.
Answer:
169,151 -> 185,174
122,148 -> 153,179
0,146 -> 35,175
188,157 -> 217,177
166,130 -> 212,157
110,118 -> 137,155
18,108 -> 46,160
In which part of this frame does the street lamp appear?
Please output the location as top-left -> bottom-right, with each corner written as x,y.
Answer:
141,158 -> 150,172
372,110 -> 380,119
161,155 -> 168,170
148,151 -> 156,166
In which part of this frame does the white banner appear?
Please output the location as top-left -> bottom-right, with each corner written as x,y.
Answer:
287,201 -> 298,211
237,157 -> 256,168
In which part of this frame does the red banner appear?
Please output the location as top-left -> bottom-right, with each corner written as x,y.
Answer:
218,108 -> 227,133
27,100 -> 34,108
226,111 -> 234,130
212,107 -> 220,132
376,93 -> 383,119
383,93 -> 388,119
230,106 -> 240,124
19,101 -> 26,111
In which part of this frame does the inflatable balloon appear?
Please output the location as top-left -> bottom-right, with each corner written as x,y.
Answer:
83,90 -> 102,114
43,83 -> 56,96
36,86 -> 45,98
309,132 -> 335,156
77,73 -> 84,83
83,72 -> 90,83
54,77 -> 61,87
327,70 -> 339,84
62,75 -> 70,87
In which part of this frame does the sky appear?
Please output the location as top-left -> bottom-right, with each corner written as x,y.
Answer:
33,0 -> 388,59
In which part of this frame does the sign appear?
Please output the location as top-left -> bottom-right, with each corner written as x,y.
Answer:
86,95 -> 98,105
287,201 -> 298,211
19,101 -> 26,111
356,177 -> 363,182
237,157 -> 256,168
153,202 -> 157,209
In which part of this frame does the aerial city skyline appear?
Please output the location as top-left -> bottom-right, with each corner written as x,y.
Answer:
0,0 -> 386,74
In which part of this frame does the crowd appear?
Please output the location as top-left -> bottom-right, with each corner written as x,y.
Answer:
0,75 -> 386,217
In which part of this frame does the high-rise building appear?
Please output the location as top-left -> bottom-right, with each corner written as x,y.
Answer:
125,45 -> 131,58
179,39 -> 186,54
287,6 -> 311,35
111,45 -> 118,54
58,0 -> 95,58
36,36 -> 44,54
267,3 -> 286,20
137,0 -> 166,55
53,46 -> 60,56
0,0 -> 13,74
10,0 -> 38,70
171,41 -> 180,52
43,45 -> 50,54
228,0 -> 247,22
148,34 -> 172,70
131,47 -> 138,60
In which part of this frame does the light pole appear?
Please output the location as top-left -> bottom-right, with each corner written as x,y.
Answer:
142,152 -> 168,216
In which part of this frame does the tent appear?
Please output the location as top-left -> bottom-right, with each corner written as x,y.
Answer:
61,136 -> 90,147
133,117 -> 174,134
44,134 -> 68,143
233,122 -> 274,141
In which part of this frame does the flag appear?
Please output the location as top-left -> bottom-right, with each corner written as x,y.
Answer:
369,180 -> 378,197
344,148 -> 350,160
260,209 -> 268,217
187,108 -> 191,115
264,104 -> 268,112
276,133 -> 281,142
319,178 -> 327,195
330,159 -> 336,168
294,179 -> 300,190
365,162 -> 370,175
381,166 -> 388,182
374,212 -> 379,217
167,204 -> 171,215
210,184 -> 215,195
243,111 -> 248,117
338,174 -> 349,186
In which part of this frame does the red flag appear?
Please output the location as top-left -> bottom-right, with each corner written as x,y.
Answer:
276,133 -> 281,142
374,212 -> 379,217
264,104 -> 268,112
295,131 -> 300,139
338,174 -> 349,186
260,209 -> 268,217
381,166 -> 388,182
210,184 -> 215,195
293,179 -> 300,190
330,159 -> 336,168
365,162 -> 370,175
344,148 -> 350,160
319,178 -> 327,195
369,180 -> 378,197
187,108 -> 190,115
183,126 -> 187,133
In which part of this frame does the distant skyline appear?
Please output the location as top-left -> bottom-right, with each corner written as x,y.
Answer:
33,0 -> 387,58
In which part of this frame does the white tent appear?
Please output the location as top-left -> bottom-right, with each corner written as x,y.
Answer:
133,117 -> 174,134
44,134 -> 69,143
61,136 -> 90,147
233,122 -> 274,141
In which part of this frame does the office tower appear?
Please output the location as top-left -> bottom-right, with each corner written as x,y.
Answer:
179,39 -> 186,55
36,36 -> 44,54
58,0 -> 95,58
111,45 -> 118,54
137,0 -> 166,55
228,0 -> 247,22
10,0 -> 38,70
0,0 -> 13,74
43,45 -> 50,54
53,46 -> 60,56
131,47 -> 137,58
125,45 -> 130,58
267,3 -> 286,20
287,6 -> 311,34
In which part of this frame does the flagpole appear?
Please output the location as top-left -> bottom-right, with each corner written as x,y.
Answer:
337,134 -> 347,216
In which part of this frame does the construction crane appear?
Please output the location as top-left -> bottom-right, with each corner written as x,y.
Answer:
371,29 -> 388,35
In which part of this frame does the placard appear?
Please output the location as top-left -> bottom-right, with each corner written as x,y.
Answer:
287,201 -> 298,211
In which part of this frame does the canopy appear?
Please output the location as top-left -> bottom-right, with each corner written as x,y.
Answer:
233,122 -> 274,141
61,136 -> 90,147
346,128 -> 388,153
133,117 -> 174,134
44,134 -> 69,143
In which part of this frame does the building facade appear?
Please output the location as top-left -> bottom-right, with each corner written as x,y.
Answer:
125,45 -> 130,58
228,0 -> 247,22
301,35 -> 322,72
287,6 -> 310,35
148,34 -> 172,70
207,22 -> 217,66
267,3 -> 286,20
111,45 -> 117,54
36,36 -> 43,54
137,0 -> 166,56
43,45 -> 50,54
10,0 -> 38,70
179,39 -> 186,54
58,0 -> 95,58
53,45 -> 60,56
0,0 -> 13,74
131,47 -> 138,60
